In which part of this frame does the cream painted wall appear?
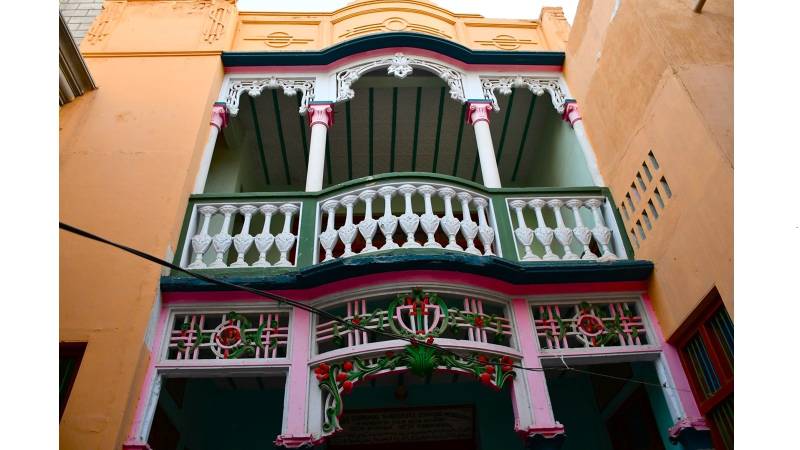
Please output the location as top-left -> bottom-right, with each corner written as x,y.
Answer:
564,0 -> 733,336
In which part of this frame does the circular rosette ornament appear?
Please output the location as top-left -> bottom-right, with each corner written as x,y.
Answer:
575,313 -> 605,347
211,320 -> 243,359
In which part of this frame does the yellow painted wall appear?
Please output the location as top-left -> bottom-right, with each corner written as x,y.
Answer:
564,0 -> 733,336
59,1 -> 570,448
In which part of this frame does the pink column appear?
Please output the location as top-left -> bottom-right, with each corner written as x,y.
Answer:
305,103 -> 334,192
466,100 -> 502,188
193,102 -> 229,193
511,298 -> 565,441
641,294 -> 709,439
275,307 -> 316,448
560,100 -> 605,186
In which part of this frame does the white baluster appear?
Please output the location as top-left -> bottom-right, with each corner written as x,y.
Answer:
585,198 -> 618,261
253,205 -> 277,267
566,199 -> 598,260
188,205 -> 217,269
529,199 -> 558,261
231,205 -> 257,267
418,185 -> 442,248
398,184 -> 421,248
510,200 -> 539,261
438,187 -> 462,251
209,205 -> 237,268
473,197 -> 495,256
548,199 -> 578,260
457,192 -> 481,255
318,200 -> 339,262
338,195 -> 358,257
274,204 -> 299,267
377,186 -> 399,250
358,190 -> 378,253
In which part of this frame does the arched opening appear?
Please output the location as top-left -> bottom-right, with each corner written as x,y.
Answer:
324,370 -> 523,450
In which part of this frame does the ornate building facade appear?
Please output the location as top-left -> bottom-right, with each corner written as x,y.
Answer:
59,1 -> 732,449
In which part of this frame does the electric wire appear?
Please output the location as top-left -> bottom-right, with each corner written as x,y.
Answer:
59,222 -> 688,392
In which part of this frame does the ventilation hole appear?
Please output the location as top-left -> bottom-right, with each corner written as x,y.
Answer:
630,183 -> 641,201
625,193 -> 635,212
648,150 -> 660,170
642,162 -> 653,181
636,220 -> 646,240
630,228 -> 639,248
620,202 -> 629,221
641,210 -> 652,230
648,199 -> 659,219
660,176 -> 672,198
636,172 -> 646,191
654,188 -> 665,208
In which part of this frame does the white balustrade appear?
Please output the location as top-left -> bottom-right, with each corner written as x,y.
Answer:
507,196 -> 622,262
182,201 -> 302,269
316,182 -> 498,262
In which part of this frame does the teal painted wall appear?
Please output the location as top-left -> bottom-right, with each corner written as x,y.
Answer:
520,101 -> 594,188
157,378 -> 286,450
338,376 -> 524,450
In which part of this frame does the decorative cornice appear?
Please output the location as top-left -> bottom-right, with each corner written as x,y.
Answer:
225,77 -> 315,116
161,253 -> 654,292
222,33 -> 565,67
335,52 -> 465,103
481,76 -> 566,113
307,103 -> 334,128
466,100 -> 493,126
210,102 -> 228,130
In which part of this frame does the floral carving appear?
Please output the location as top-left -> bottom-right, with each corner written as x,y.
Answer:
225,77 -> 315,116
481,76 -> 566,113
336,53 -> 466,103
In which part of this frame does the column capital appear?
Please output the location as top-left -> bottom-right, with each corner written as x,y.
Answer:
122,442 -> 153,450
307,102 -> 334,128
523,425 -> 566,450
466,100 -> 494,126
210,102 -> 229,130
668,417 -> 712,446
561,100 -> 581,127
274,433 -> 324,448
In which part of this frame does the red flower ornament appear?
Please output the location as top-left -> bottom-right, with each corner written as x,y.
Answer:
342,380 -> 353,393
479,373 -> 492,385
342,360 -> 353,372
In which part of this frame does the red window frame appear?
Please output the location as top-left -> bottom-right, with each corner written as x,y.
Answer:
668,287 -> 732,449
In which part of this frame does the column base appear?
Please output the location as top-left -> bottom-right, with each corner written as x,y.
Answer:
521,425 -> 566,450
668,417 -> 713,449
122,441 -> 153,450
274,433 -> 323,448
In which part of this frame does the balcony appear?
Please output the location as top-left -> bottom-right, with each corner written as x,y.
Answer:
169,173 -> 633,283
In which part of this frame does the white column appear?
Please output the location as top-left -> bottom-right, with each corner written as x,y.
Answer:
562,101 -> 605,186
467,101 -> 502,189
193,103 -> 228,194
305,103 -> 334,192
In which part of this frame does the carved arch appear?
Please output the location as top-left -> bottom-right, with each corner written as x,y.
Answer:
481,76 -> 567,113
225,77 -> 316,117
314,346 -> 517,436
335,53 -> 466,103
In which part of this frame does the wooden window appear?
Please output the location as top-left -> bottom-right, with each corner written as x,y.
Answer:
669,288 -> 733,450
60,342 -> 87,420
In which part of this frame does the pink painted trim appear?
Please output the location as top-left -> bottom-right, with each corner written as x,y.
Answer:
283,308 -> 313,437
224,47 -> 562,75
162,272 -> 647,304
641,294 -> 703,419
511,298 -> 559,428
